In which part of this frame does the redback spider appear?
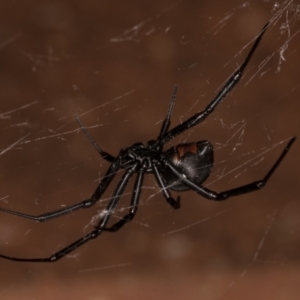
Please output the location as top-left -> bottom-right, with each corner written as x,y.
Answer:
0,22 -> 296,262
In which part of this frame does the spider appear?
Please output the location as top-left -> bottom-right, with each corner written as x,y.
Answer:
0,22 -> 296,262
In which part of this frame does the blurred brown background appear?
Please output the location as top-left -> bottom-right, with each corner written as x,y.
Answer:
0,1 -> 299,299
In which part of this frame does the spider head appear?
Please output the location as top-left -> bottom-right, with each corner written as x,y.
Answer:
120,143 -> 146,168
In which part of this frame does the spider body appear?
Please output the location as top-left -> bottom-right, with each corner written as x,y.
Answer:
119,140 -> 213,191
0,22 -> 296,263
119,142 -> 160,172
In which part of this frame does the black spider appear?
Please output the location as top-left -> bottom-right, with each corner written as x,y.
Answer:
0,22 -> 296,262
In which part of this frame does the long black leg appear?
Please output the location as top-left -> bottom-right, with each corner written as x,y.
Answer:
75,116 -> 115,163
153,165 -> 180,209
0,230 -> 99,262
157,85 -> 178,140
0,154 -> 122,222
101,165 -> 145,232
160,22 -> 269,145
164,137 -> 296,200
0,163 -> 138,262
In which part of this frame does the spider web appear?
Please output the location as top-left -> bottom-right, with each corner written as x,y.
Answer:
0,1 -> 299,299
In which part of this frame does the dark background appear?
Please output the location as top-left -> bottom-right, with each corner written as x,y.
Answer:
0,1 -> 299,299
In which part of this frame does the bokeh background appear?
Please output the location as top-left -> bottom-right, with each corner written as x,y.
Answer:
0,1 -> 299,299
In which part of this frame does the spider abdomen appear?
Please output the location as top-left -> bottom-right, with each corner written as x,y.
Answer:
160,141 -> 213,191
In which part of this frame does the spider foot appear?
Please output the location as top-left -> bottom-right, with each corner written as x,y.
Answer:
169,196 -> 181,209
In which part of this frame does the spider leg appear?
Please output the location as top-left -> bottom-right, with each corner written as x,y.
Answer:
160,22 -> 269,145
157,85 -> 178,139
0,154 -> 122,222
153,164 -> 180,209
75,115 -> 115,163
0,162 -> 138,262
164,137 -> 296,200
100,165 -> 145,232
0,230 -> 98,262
